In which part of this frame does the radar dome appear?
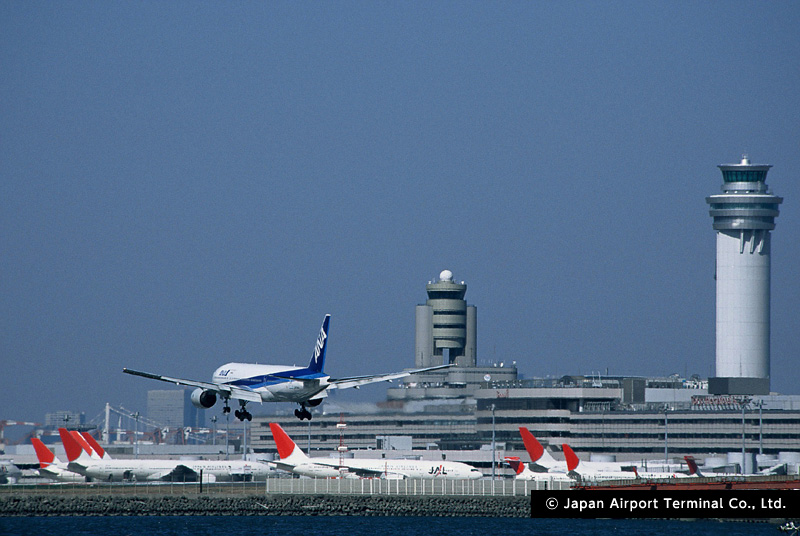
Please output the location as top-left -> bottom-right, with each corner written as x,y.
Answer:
439,269 -> 453,281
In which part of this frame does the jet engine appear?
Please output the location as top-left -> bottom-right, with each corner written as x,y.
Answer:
191,388 -> 217,409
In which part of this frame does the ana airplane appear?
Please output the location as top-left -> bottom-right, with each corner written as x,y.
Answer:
269,423 -> 483,480
124,315 -> 450,421
31,438 -> 85,482
58,428 -> 271,482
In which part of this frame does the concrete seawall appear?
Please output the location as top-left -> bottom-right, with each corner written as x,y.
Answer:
0,494 -> 530,517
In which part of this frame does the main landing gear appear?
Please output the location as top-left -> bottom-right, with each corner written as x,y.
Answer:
294,404 -> 312,420
233,400 -> 252,421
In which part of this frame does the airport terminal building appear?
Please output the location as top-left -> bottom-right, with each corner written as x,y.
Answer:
253,252 -> 800,474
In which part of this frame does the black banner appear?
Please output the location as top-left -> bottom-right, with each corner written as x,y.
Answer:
531,490 -> 799,519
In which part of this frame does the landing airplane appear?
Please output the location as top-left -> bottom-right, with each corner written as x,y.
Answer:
269,423 -> 482,480
58,428 -> 271,482
124,315 -> 451,421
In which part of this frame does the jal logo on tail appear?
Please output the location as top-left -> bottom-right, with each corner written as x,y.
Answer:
428,465 -> 448,476
313,328 -> 327,364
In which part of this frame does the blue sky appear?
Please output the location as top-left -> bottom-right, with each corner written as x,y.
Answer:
2,1 -> 799,425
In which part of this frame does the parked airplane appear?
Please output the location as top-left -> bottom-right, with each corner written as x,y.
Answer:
0,460 -> 22,485
31,438 -> 85,482
124,315 -> 450,421
503,456 -> 573,484
518,427 -> 690,481
59,428 -> 271,482
269,423 -> 482,480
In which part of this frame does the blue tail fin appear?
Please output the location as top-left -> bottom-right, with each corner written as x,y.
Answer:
307,315 -> 330,373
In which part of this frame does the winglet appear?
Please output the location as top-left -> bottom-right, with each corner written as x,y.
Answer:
31,438 -> 56,468
562,444 -> 580,472
269,423 -> 299,460
307,315 -> 330,374
58,428 -> 84,463
519,427 -> 544,462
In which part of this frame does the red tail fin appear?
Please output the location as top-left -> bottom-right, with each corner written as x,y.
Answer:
684,456 -> 701,476
519,427 -> 544,462
58,428 -> 83,462
562,444 -> 580,472
70,431 -> 95,456
81,432 -> 106,459
504,456 -> 525,475
31,438 -> 55,468
269,423 -> 297,460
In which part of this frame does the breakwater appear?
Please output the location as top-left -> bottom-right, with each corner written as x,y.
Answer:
0,493 -> 529,517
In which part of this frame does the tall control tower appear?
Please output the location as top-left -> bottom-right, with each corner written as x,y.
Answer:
707,156 -> 782,395
415,270 -> 477,368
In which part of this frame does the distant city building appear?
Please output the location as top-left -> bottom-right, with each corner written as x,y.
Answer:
147,389 -> 203,430
44,410 -> 85,428
707,156 -> 782,395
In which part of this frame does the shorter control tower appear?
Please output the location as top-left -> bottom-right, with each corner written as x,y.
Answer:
415,270 -> 477,368
706,156 -> 782,395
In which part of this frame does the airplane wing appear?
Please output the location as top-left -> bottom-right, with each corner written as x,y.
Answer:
328,364 -> 453,390
295,458 -> 406,479
122,368 -> 263,403
339,465 -> 405,479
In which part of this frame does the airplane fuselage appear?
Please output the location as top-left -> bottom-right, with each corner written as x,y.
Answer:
295,458 -> 483,480
213,363 -> 330,403
80,459 -> 271,482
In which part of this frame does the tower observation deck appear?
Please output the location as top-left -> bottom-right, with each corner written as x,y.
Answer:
706,156 -> 782,395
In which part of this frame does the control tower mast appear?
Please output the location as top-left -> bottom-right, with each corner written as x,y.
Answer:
706,156 -> 782,395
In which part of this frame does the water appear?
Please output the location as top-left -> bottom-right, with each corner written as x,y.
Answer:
0,516 -> 778,536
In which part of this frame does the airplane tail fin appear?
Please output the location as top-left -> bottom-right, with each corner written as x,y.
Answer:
684,456 -> 702,476
81,432 -> 110,459
504,456 -> 526,476
562,444 -> 580,472
70,430 -> 101,459
519,427 -> 544,462
519,427 -> 562,470
31,438 -> 56,468
307,315 -> 330,374
58,428 -> 86,463
269,423 -> 310,463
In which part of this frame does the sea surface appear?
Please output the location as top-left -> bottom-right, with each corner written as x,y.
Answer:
0,516 -> 779,536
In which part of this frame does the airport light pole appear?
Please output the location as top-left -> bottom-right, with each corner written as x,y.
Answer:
740,397 -> 751,474
211,416 -> 217,446
663,406 -> 669,464
490,404 -> 496,480
754,399 -> 764,455
133,412 -> 140,459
